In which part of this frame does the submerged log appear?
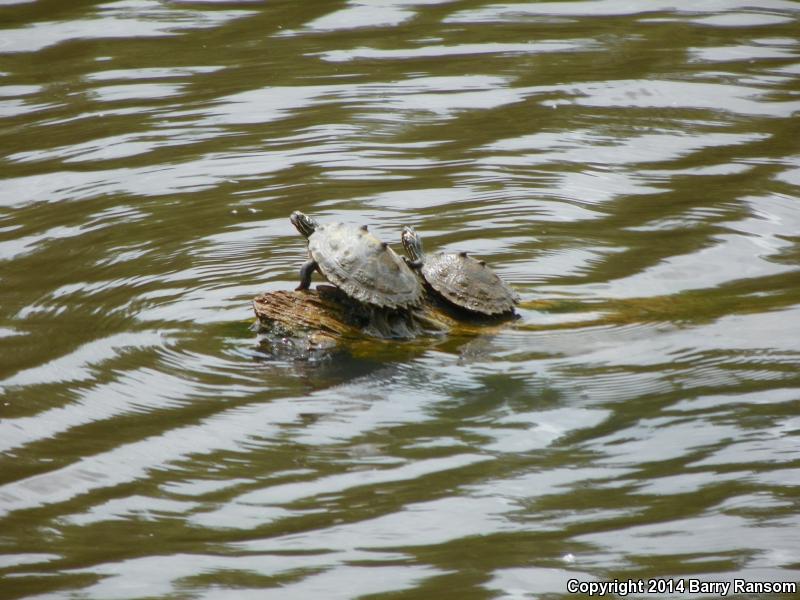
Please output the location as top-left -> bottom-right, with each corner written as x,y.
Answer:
254,285 -> 442,342
253,285 -> 515,347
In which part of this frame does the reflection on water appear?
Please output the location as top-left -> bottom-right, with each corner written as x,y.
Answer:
1,0 -> 799,597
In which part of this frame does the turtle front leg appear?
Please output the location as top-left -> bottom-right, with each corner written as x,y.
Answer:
296,260 -> 318,290
403,257 -> 423,270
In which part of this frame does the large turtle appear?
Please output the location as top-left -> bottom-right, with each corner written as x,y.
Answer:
290,211 -> 423,310
401,226 -> 519,316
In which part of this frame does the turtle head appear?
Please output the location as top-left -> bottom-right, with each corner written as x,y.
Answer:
401,225 -> 425,263
290,211 -> 318,238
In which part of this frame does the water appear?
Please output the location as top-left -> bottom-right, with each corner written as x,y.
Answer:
1,1 -> 799,598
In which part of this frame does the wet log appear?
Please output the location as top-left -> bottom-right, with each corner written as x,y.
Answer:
252,285 -> 458,347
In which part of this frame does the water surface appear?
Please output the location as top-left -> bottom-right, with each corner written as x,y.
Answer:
1,1 -> 800,598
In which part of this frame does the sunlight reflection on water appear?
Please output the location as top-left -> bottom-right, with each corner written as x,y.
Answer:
1,0 -> 799,597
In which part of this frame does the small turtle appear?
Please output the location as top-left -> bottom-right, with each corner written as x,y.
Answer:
290,211 -> 423,310
401,226 -> 519,316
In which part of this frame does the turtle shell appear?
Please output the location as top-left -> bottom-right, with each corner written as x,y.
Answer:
421,252 -> 519,315
308,222 -> 422,309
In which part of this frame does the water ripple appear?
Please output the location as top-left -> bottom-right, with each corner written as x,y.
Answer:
0,1 -> 255,54
2,0 -> 799,596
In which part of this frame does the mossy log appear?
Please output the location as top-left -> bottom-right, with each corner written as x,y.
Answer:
252,285 -> 514,347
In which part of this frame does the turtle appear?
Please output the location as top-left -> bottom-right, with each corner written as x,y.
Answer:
400,225 -> 520,316
290,211 -> 423,310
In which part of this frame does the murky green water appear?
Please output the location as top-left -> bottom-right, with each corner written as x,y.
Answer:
2,1 -> 800,598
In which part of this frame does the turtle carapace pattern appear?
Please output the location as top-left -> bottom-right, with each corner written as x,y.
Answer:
290,211 -> 423,310
401,225 -> 519,316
